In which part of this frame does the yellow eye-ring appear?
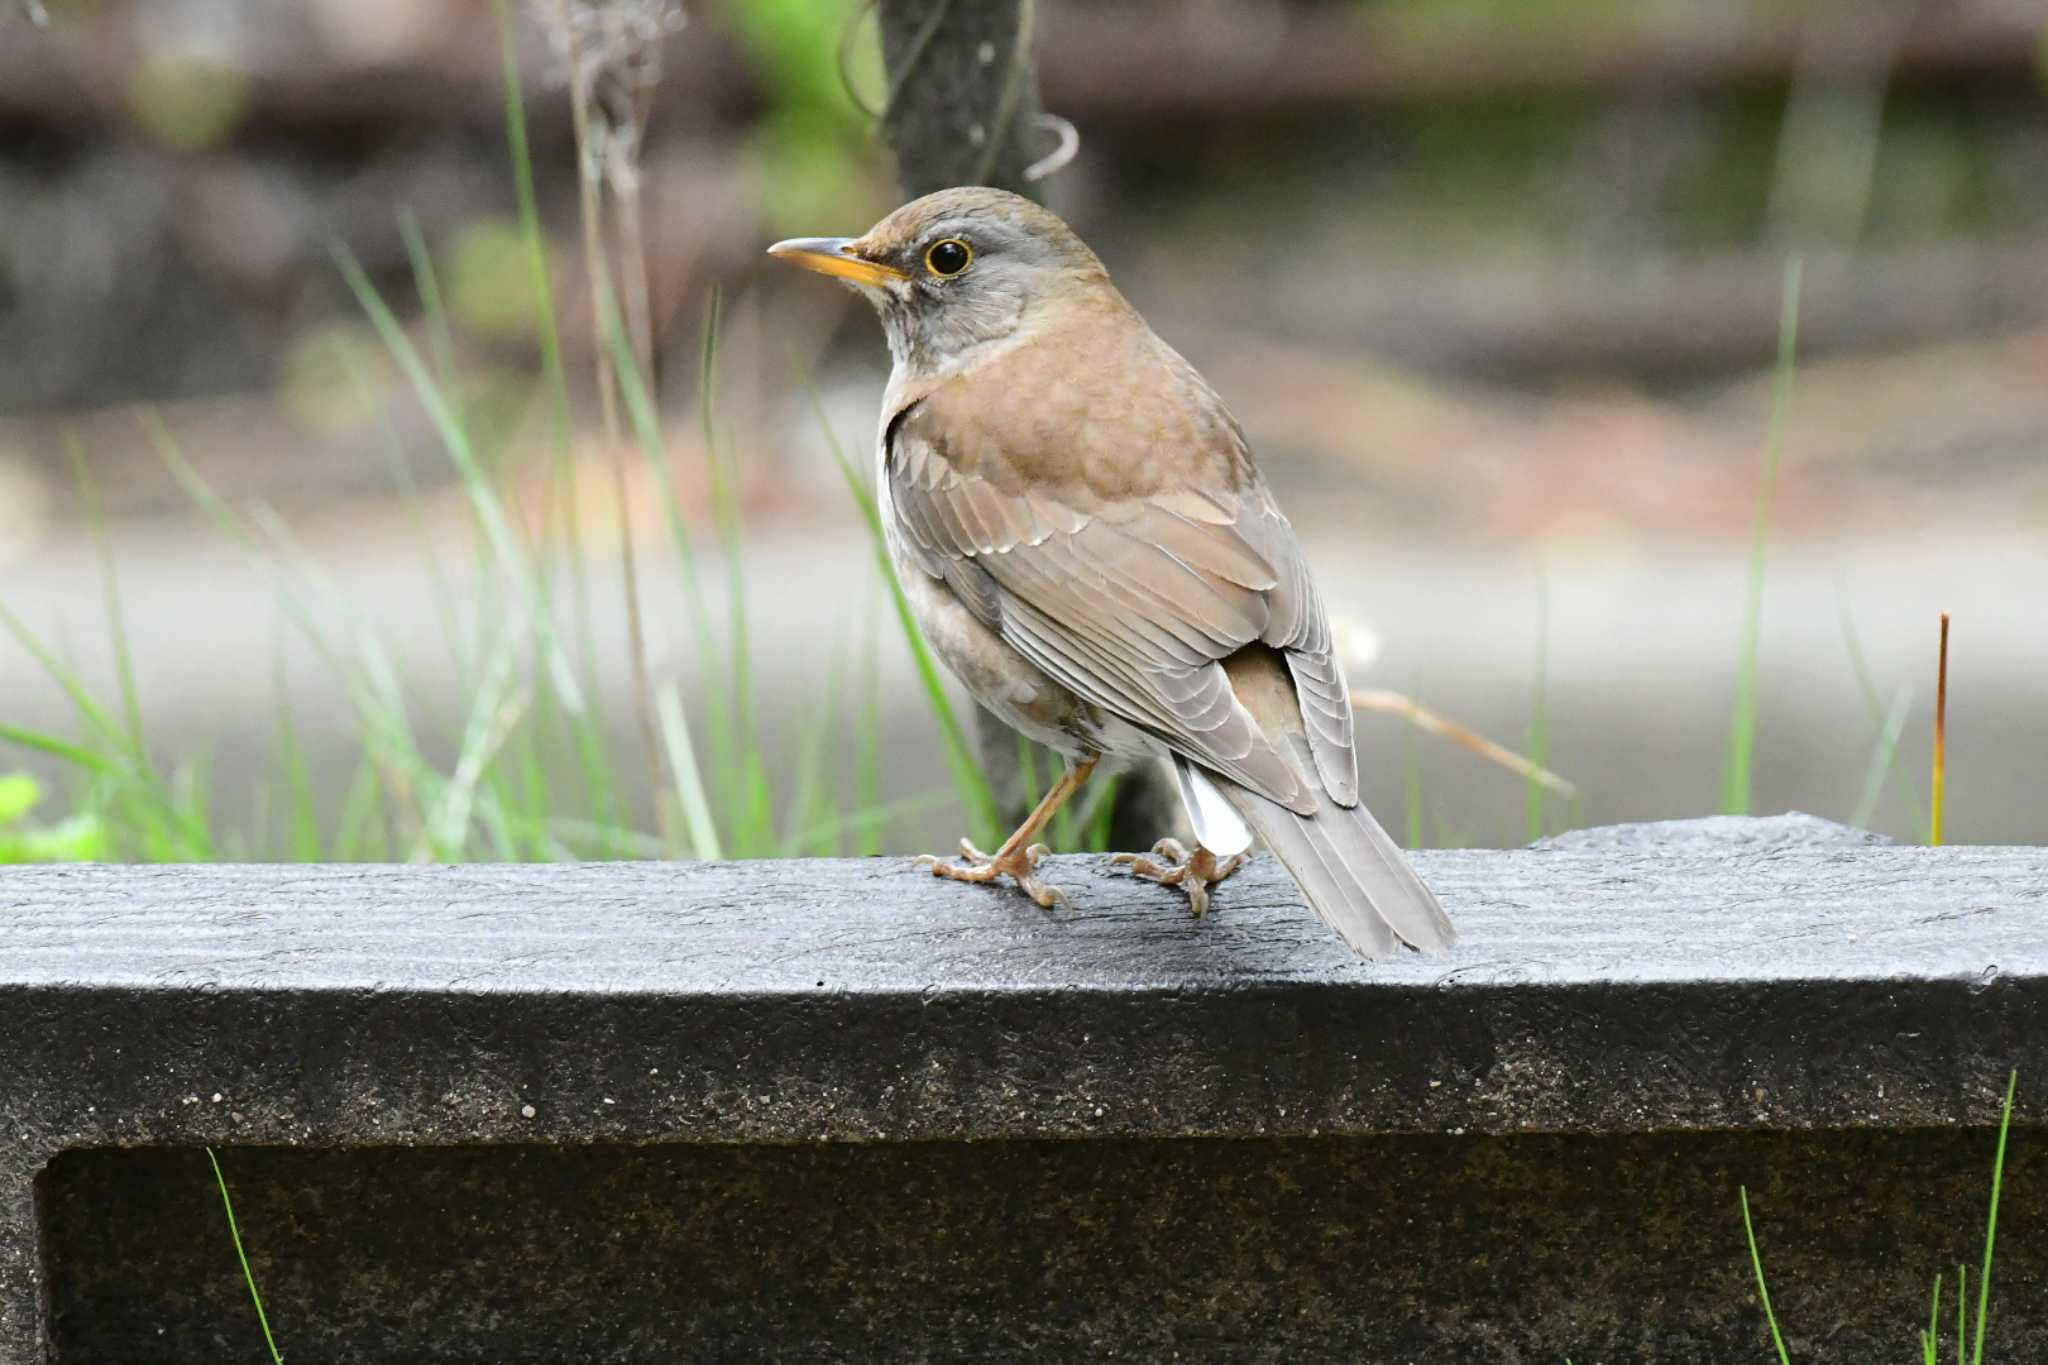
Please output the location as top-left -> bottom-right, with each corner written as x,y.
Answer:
924,238 -> 973,277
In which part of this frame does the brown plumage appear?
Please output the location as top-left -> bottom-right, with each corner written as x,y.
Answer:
769,187 -> 1453,959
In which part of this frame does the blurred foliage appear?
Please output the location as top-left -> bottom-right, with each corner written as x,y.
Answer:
454,365 -> 544,462
281,322 -> 391,435
0,772 -> 106,863
448,216 -> 552,340
1129,75 -> 2044,268
129,52 -> 248,151
1866,105 -> 1987,244
722,0 -> 890,233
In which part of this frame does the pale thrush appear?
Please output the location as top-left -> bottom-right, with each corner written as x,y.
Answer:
770,187 -> 1454,959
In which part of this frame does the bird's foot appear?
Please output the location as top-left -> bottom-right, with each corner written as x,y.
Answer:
1112,838 -> 1245,918
914,838 -> 1069,909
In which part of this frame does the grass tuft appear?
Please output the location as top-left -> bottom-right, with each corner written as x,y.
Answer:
1972,1069 -> 2017,1364
798,370 -> 1002,848
4,0 -> 1001,864
1743,1071 -> 2019,1364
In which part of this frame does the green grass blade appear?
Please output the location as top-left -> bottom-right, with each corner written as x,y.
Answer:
0,723 -> 122,777
492,0 -> 571,447
63,432 -> 148,760
332,246 -> 622,835
1722,254 -> 1802,816
1926,1271 -> 1943,1365
331,246 -> 588,714
1835,583 -> 1932,834
1849,686 -> 1912,830
176,748 -> 214,849
697,291 -> 778,854
857,583 -> 885,855
272,649 -> 324,862
147,416 -> 458,854
795,371 -> 999,846
236,778 -> 271,862
205,1148 -> 284,1365
241,506 -> 431,786
397,208 -> 462,392
1739,1185 -> 1793,1365
333,758 -> 388,861
347,317 -> 473,688
419,630 -> 526,860
828,438 -> 1000,847
1084,773 -> 1121,853
656,681 -> 724,861
490,0 -> 592,680
1972,1069 -> 2018,1365
787,791 -> 953,850
0,603 -> 210,859
0,598 -> 133,760
780,613 -> 848,856
605,281 -> 747,842
540,817 -> 666,859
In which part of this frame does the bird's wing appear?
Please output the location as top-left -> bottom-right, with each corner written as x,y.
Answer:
1242,481 -> 1359,804
886,399 -> 1356,814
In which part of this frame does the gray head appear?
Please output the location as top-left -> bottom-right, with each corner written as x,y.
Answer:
768,186 -> 1110,373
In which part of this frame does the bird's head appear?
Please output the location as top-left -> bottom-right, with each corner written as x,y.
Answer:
768,186 -> 1110,374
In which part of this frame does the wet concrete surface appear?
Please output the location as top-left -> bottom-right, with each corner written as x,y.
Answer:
9,832 -> 2044,1362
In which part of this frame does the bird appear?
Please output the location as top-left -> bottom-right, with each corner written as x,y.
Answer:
768,187 -> 1454,960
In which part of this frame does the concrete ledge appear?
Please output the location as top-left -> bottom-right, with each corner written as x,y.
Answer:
4,815 -> 2044,1361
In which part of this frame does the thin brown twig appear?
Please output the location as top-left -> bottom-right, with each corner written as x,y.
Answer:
551,0 -> 670,846
606,88 -> 659,386
554,0 -> 622,445
1351,688 -> 1579,799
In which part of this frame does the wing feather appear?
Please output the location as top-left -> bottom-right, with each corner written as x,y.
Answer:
886,399 -> 1352,815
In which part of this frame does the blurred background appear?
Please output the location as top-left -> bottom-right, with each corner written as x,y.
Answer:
1,0 -> 2044,862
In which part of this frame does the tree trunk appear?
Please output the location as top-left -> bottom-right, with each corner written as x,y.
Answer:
876,0 -> 1047,197
873,0 -> 1180,851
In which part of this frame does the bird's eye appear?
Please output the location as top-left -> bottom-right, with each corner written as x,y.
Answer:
924,238 -> 973,277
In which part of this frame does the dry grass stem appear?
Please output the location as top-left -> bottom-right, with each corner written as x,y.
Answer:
1932,611 -> 1950,846
1351,688 -> 1579,800
532,0 -> 686,845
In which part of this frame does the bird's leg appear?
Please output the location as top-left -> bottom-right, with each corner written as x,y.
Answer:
915,756 -> 1097,909
1113,838 -> 1246,919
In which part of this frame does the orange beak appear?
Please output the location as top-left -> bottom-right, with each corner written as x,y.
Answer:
766,236 -> 909,289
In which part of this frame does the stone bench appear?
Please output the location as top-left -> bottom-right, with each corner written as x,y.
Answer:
3,815 -> 2042,1362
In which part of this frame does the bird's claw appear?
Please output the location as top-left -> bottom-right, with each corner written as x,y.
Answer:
915,838 -> 1068,909
1113,837 -> 1246,918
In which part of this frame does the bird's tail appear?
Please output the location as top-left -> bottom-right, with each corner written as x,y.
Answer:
1220,782 -> 1456,960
